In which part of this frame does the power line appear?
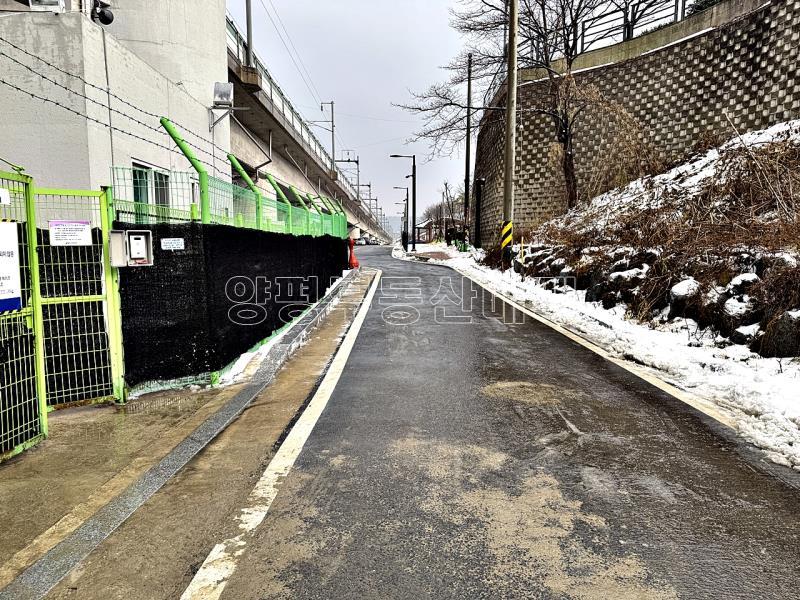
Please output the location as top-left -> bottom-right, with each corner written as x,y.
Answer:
0,78 -> 219,172
256,0 -> 321,106
266,0 -> 323,103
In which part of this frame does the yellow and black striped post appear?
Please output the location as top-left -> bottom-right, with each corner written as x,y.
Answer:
501,220 -> 513,269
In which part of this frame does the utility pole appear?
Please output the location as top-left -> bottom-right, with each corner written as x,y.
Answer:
315,101 -> 336,178
464,52 -> 472,234
245,0 -> 254,67
502,0 -> 519,268
394,186 -> 409,251
390,154 -> 416,251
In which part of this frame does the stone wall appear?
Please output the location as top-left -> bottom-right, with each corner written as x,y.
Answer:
472,0 -> 800,247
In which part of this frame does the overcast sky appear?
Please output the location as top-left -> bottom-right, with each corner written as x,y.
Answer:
226,0 -> 466,225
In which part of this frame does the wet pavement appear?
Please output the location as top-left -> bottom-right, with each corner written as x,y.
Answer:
2,249 -> 799,599
217,246 -> 800,600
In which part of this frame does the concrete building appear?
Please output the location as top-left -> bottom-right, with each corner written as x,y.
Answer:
0,0 -> 389,240
0,1 -> 227,196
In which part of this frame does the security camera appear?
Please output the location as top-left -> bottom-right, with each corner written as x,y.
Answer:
91,1 -> 114,25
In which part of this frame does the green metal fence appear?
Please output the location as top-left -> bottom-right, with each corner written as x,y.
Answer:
1,169 -> 125,460
111,167 -> 347,238
145,119 -> 348,238
0,170 -> 46,459
35,189 -> 119,407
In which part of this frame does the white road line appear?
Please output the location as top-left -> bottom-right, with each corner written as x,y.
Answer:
456,269 -> 737,430
180,271 -> 382,600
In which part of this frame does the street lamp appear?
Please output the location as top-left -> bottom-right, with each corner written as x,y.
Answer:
390,154 -> 416,251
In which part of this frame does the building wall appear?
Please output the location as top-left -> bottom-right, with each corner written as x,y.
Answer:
472,0 -> 800,247
0,11 -> 229,189
106,0 -> 228,112
0,12 -> 91,188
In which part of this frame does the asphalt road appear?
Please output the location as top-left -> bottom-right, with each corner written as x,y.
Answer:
220,246 -> 800,600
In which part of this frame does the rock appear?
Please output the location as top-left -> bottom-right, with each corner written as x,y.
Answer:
585,281 -> 609,303
731,323 -> 761,345
609,265 -> 648,284
549,257 -> 567,275
721,295 -> 761,336
756,309 -> 800,357
668,277 -> 701,319
602,292 -> 619,309
670,278 -> 701,304
725,273 -> 760,296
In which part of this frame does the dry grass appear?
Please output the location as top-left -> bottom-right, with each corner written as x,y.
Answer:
536,133 -> 800,325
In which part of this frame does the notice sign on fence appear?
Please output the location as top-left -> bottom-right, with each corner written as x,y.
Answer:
49,220 -> 92,247
160,238 -> 185,251
0,222 -> 22,312
0,188 -> 10,206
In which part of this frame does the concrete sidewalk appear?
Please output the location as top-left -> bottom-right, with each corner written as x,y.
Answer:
0,269 -> 375,598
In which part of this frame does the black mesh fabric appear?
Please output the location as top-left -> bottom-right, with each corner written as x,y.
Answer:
117,223 -> 347,386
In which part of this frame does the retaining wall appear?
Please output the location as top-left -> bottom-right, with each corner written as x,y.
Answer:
473,0 -> 800,246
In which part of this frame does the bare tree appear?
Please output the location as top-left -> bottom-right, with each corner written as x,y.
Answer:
400,0 -> 621,209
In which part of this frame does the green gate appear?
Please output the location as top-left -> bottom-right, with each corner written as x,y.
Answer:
1,170 -> 125,460
35,188 -> 124,408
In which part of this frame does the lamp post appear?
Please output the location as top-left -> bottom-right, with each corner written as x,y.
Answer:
390,154 -> 416,251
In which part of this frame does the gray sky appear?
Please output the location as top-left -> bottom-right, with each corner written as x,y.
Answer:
226,0 -> 465,224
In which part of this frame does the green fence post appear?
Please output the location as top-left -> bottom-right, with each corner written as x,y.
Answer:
227,154 -> 263,230
24,176 -> 48,436
100,186 -> 127,403
264,173 -> 294,235
327,196 -> 347,238
160,118 -> 210,224
289,186 -> 311,235
305,193 -> 326,236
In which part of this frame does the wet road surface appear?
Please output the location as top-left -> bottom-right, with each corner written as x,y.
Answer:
216,246 -> 800,599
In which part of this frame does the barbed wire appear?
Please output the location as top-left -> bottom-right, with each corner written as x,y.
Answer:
0,77 -> 222,171
0,33 -> 224,162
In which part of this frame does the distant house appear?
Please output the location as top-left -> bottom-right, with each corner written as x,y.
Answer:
416,217 -> 464,243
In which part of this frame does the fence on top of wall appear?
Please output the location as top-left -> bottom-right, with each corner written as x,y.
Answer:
110,167 -> 347,238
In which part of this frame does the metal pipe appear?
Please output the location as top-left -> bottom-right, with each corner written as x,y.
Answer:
160,117 -> 209,223
228,153 -> 263,229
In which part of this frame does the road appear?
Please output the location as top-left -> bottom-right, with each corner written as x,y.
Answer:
7,245 -> 799,599
216,246 -> 799,599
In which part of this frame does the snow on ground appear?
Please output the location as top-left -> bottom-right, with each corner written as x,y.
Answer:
394,243 -> 800,471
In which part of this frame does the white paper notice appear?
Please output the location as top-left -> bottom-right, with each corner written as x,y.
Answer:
49,220 -> 92,246
0,222 -> 22,312
160,238 -> 185,251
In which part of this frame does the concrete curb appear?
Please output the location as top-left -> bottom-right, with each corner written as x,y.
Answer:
0,268 -> 362,600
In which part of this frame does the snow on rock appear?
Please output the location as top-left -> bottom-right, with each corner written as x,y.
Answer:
723,296 -> 753,317
726,273 -> 760,295
395,241 -> 800,472
670,278 -> 701,303
609,264 -> 648,282
731,323 -> 761,345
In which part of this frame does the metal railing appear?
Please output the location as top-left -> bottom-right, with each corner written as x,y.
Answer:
225,14 -> 360,202
486,0 -> 694,105
580,0 -> 689,53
